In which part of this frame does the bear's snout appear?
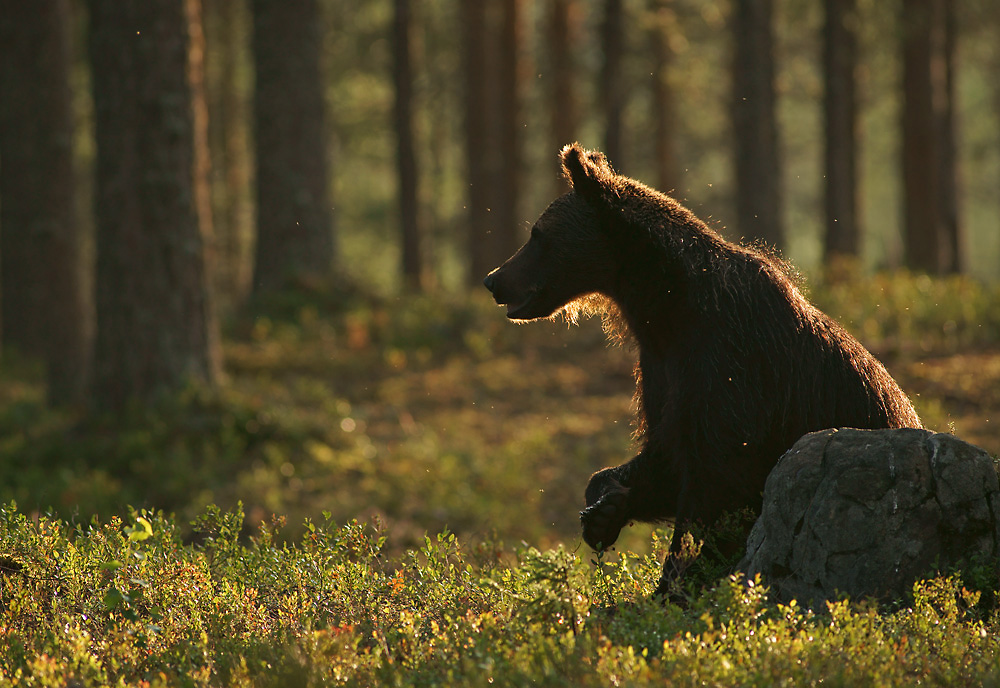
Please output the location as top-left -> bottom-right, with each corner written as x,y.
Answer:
482,270 -> 498,294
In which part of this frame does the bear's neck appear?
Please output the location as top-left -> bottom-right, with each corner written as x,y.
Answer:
604,219 -> 723,350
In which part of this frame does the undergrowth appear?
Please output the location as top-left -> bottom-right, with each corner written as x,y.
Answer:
1,503 -> 999,686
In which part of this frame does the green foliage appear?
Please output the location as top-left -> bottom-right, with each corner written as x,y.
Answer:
2,504 -> 1000,686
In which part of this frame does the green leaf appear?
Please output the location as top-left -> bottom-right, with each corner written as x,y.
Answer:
127,516 -> 153,542
104,587 -> 125,611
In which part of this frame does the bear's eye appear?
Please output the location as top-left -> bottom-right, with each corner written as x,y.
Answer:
530,229 -> 549,252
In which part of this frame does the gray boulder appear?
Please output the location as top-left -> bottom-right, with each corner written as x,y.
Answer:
740,427 -> 1000,606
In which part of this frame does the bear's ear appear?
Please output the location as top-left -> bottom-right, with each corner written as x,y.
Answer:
560,143 -> 612,197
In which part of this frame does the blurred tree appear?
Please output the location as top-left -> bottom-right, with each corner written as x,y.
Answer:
251,0 -> 334,293
996,22 -> 1000,264
937,0 -> 961,274
731,0 -> 784,249
497,0 -> 526,258
549,0 -> 580,193
650,0 -> 676,193
205,0 -> 253,308
901,0 -> 962,273
417,0 -> 462,268
187,0 -> 215,275
601,0 -> 625,167
394,0 -> 423,289
0,0 -> 88,405
88,0 -> 222,408
463,0 -> 502,283
822,0 -> 860,261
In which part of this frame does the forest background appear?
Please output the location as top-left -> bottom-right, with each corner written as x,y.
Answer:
1,0 -> 1000,555
4,0 -> 1000,684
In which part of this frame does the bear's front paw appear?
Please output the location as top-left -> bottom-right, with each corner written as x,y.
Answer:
580,486 -> 629,551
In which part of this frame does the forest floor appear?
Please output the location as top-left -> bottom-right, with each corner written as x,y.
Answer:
1,277 -> 999,556
899,348 -> 1000,454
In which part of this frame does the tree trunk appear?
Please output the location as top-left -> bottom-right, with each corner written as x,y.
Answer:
901,0 -> 960,273
221,0 -> 253,302
937,0 -> 961,273
205,0 -> 253,308
251,0 -> 334,294
0,0 -> 88,404
393,0 -> 423,290
650,0 -> 676,193
996,28 -> 1000,273
463,0 -> 502,282
88,0 -> 222,409
187,0 -> 215,273
600,0 -> 625,167
549,0 -> 579,194
496,0 -> 525,260
822,0 -> 860,261
901,0 -> 938,271
731,0 -> 784,249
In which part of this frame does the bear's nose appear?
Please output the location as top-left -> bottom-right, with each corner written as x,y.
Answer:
483,271 -> 497,293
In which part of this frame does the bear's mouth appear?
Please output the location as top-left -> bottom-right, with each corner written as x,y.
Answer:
505,291 -> 540,320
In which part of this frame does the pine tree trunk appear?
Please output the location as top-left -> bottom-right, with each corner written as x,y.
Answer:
650,0 -> 676,193
393,0 -> 423,289
205,0 -> 253,307
187,0 -> 215,270
549,0 -> 579,194
901,0 -> 938,272
88,0 -> 222,409
901,0 -> 960,273
937,0 -> 961,273
731,0 -> 784,249
0,0 -> 88,404
251,0 -> 334,294
496,0 -> 525,260
822,0 -> 860,261
601,0 -> 625,167
463,0 -> 501,283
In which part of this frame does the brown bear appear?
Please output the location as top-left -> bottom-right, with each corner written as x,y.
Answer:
483,143 -> 922,596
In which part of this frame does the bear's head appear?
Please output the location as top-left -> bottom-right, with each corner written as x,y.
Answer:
482,144 -> 617,321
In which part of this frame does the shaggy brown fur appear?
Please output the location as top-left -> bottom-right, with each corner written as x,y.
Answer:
483,143 -> 921,596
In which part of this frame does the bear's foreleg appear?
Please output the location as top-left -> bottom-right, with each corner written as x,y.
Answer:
580,467 -> 631,551
580,455 -> 680,551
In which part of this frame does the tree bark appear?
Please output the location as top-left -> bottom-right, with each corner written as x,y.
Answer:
822,0 -> 860,261
731,0 -> 784,249
251,0 -> 334,294
393,0 -> 423,289
600,0 -> 625,167
901,0 -> 938,271
496,0 -> 525,260
0,0 -> 88,404
937,0 -> 961,273
549,0 -> 580,194
901,0 -> 960,273
187,0 -> 215,271
88,0 -> 222,409
205,0 -> 253,307
463,0 -> 501,283
650,0 -> 676,193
